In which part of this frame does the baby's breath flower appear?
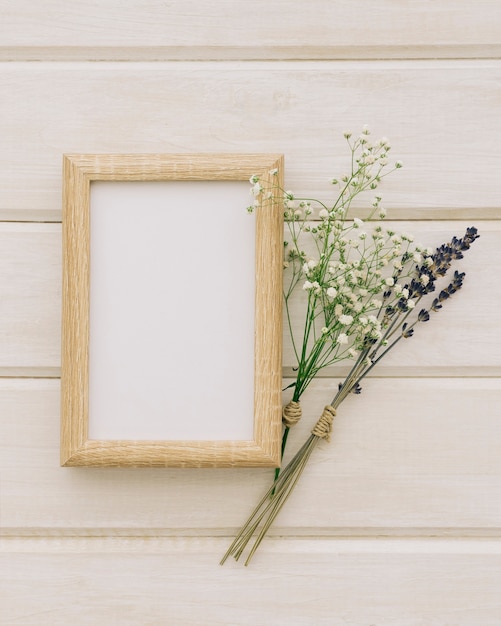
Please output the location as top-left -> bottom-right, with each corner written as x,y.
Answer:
339,314 -> 354,325
229,156 -> 479,565
353,218 -> 364,228
251,182 -> 263,197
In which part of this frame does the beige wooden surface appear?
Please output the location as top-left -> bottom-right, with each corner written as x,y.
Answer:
1,0 -> 500,59
1,0 -> 500,623
1,377 -> 500,534
2,538 -> 501,625
0,62 -> 500,221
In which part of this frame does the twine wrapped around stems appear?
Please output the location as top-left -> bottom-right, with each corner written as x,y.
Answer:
220,406 -> 336,566
311,405 -> 336,441
282,401 -> 302,427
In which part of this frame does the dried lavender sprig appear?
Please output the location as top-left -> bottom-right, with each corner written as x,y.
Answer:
222,227 -> 479,565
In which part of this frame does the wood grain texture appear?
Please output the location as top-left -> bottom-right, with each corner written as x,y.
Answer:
0,62 -> 500,220
2,536 -> 501,625
0,224 -> 61,371
0,0 -> 500,60
61,154 -> 283,467
1,221 -> 497,376
2,378 -> 500,532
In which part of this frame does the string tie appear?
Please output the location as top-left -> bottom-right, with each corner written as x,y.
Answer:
282,401 -> 302,427
311,405 -> 336,442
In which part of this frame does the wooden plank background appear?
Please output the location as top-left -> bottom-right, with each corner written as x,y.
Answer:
1,1 -> 500,623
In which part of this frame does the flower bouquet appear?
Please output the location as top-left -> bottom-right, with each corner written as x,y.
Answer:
221,127 -> 479,566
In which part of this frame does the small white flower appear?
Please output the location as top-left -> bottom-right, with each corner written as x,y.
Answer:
349,348 -> 359,358
302,281 -> 313,290
251,182 -> 263,197
268,168 -> 278,176
337,333 -> 349,345
321,327 -> 329,334
379,208 -> 387,218
358,288 -> 368,297
371,299 -> 382,309
318,208 -> 329,220
395,160 -> 403,168
413,252 -> 422,264
327,287 -> 338,298
420,274 -> 430,286
339,314 -> 354,325
307,259 -> 318,269
379,157 -> 388,166
334,304 -> 343,317
353,218 -> 364,228
359,231 -> 367,240
407,299 -> 416,309
343,130 -> 352,139
401,288 -> 409,299
249,174 -> 259,184
385,277 -> 394,286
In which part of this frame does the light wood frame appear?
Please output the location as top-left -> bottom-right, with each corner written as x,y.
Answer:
61,153 -> 284,467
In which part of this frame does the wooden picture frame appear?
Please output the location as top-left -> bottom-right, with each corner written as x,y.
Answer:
61,153 -> 284,467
